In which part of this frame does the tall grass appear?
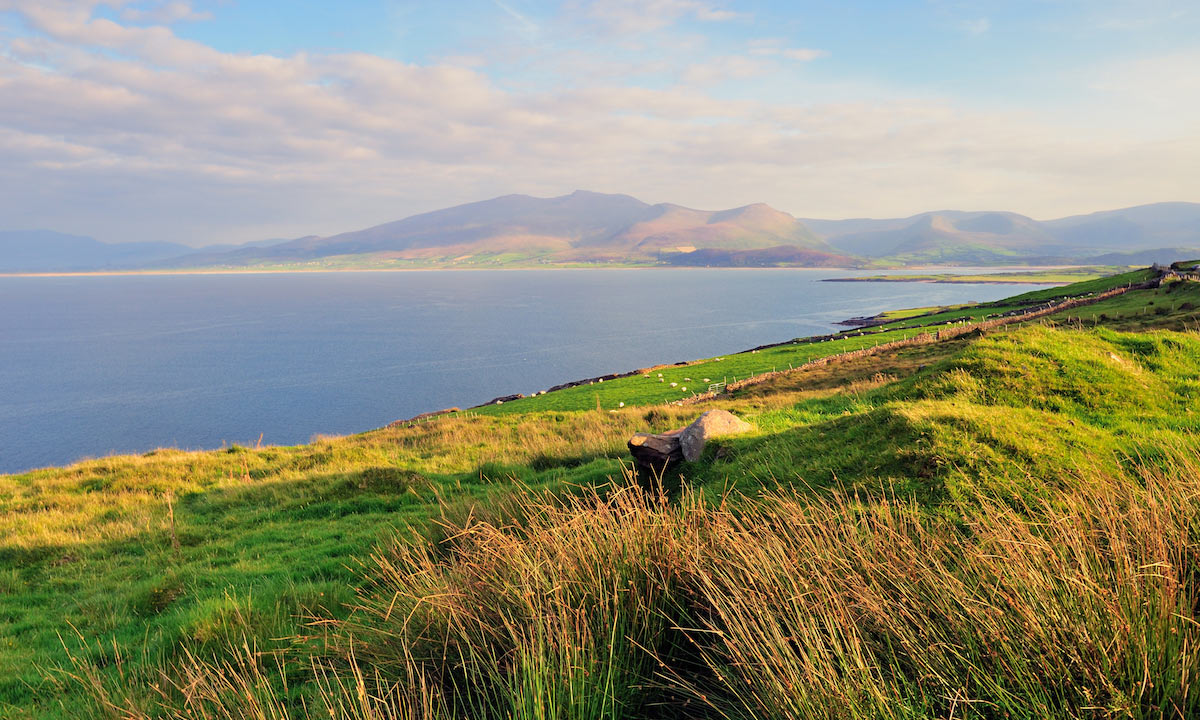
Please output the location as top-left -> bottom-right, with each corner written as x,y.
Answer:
78,450 -> 1200,719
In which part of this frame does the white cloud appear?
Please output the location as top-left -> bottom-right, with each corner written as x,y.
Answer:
120,1 -> 211,25
960,17 -> 990,35
0,3 -> 1195,244
492,1 -> 540,36
780,48 -> 827,61
573,0 -> 743,34
749,42 -> 828,62
680,54 -> 773,85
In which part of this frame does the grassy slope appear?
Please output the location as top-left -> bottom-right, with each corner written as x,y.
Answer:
2,265 -> 1198,717
473,267 -> 1156,415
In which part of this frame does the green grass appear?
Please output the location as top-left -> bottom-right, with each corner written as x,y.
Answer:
6,265 -> 1200,718
875,303 -> 970,320
473,267 -> 1158,415
0,413 -> 672,718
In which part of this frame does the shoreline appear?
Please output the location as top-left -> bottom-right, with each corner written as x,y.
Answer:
0,266 -> 855,278
0,269 -> 1073,473
825,277 -> 1074,285
0,263 -> 1091,279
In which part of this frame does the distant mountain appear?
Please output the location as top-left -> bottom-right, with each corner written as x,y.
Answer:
173,190 -> 839,267
0,230 -> 192,272
663,245 -> 855,268
10,197 -> 1200,272
1044,203 -> 1200,250
806,203 -> 1200,265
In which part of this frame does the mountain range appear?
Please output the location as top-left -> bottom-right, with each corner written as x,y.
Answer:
4,192 -> 1199,271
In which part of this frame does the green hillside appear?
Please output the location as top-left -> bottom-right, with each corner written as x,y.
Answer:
4,266 -> 1200,718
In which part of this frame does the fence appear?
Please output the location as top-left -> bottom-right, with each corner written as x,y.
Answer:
674,277 -> 1160,406
391,410 -> 478,428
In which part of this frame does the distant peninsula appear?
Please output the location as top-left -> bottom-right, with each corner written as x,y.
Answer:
3,193 -> 1199,273
823,267 -> 1132,285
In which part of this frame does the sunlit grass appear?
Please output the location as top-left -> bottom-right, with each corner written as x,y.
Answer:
6,266 -> 1200,718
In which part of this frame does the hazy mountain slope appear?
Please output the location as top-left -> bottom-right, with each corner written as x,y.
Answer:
613,202 -> 830,252
814,203 -> 1200,264
179,191 -> 840,266
1045,202 -> 1200,250
663,245 -> 855,267
15,197 -> 1200,271
0,230 -> 191,272
294,190 -> 656,256
1081,248 -> 1200,266
823,212 -> 1049,259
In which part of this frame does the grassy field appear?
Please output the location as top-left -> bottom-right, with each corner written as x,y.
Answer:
3,265 -> 1200,718
470,267 -> 1157,415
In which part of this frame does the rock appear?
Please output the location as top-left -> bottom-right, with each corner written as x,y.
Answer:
628,429 -> 684,475
628,410 -> 754,474
679,409 -> 753,462
483,393 -> 523,406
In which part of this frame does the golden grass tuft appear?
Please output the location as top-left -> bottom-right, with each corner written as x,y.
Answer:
76,448 -> 1200,719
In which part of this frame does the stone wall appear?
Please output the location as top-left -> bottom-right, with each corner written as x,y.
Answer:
677,277 -> 1160,405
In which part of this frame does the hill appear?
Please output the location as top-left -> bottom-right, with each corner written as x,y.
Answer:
0,230 -> 191,273
807,202 -> 1200,265
167,191 -> 842,268
5,266 -> 1200,717
7,198 -> 1200,272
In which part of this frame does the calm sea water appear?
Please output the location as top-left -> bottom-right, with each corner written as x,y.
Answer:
0,269 -> 1053,473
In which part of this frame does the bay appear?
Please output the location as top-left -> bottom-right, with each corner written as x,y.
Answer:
0,268 -> 1054,473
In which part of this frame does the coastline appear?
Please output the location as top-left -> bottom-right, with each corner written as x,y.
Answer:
1,268 -> 1071,473
0,266 -> 857,278
825,277 -> 1074,285
0,263 -> 1093,279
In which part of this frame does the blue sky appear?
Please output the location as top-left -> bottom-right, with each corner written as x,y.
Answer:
0,0 -> 1197,244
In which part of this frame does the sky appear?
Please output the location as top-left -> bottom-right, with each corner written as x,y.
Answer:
0,0 -> 1198,246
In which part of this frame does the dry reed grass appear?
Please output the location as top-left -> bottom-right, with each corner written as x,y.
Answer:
71,448 -> 1200,719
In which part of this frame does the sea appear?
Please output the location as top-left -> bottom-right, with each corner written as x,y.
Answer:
0,268 -> 1055,474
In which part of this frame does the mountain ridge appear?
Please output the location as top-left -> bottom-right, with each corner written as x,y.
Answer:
5,196 -> 1200,271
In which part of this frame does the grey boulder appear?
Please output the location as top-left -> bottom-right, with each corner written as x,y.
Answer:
679,409 -> 753,461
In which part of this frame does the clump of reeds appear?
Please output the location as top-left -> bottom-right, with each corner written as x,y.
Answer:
335,481 -> 689,720
677,463 -> 1200,719
75,453 -> 1200,719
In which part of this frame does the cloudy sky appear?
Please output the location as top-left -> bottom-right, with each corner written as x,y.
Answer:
1,0 -> 1198,246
